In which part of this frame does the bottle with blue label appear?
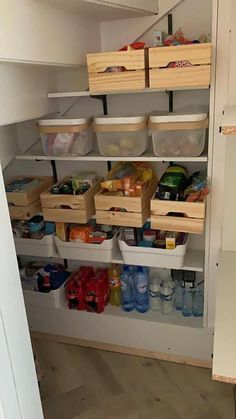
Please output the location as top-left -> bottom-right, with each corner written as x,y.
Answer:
182,284 -> 193,317
121,265 -> 135,312
134,266 -> 149,313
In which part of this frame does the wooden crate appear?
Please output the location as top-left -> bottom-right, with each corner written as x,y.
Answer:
149,43 -> 212,89
40,179 -> 101,223
87,50 -> 146,93
95,179 -> 157,227
9,199 -> 42,220
6,176 -> 53,206
151,197 -> 206,234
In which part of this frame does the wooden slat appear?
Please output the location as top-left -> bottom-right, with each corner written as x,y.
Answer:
87,50 -> 145,73
149,65 -> 211,89
151,215 -> 204,234
149,43 -> 212,68
9,199 -> 42,220
6,176 -> 53,206
151,199 -> 205,219
89,69 -> 146,93
42,208 -> 92,224
96,205 -> 150,227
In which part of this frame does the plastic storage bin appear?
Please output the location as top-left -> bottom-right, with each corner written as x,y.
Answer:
14,234 -> 57,257
23,281 -> 68,309
149,113 -> 208,157
54,231 -> 119,263
38,118 -> 94,156
118,231 -> 188,269
94,116 -> 149,157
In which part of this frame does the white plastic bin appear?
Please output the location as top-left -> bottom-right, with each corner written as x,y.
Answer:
38,118 -> 94,156
54,232 -> 119,263
14,234 -> 57,257
118,231 -> 188,269
149,113 -> 208,157
23,279 -> 69,309
94,115 -> 149,157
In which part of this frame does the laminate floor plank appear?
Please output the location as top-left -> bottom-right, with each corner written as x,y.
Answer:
32,338 -> 234,419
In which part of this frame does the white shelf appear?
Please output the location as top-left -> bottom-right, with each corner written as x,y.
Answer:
112,248 -> 204,272
102,304 -> 203,328
47,85 -> 210,98
16,141 -> 208,163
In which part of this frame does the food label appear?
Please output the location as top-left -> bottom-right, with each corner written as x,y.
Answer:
109,277 -> 120,288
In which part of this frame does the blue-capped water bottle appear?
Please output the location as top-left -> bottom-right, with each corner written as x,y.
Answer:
134,266 -> 149,313
192,289 -> 204,317
182,284 -> 193,317
121,265 -> 135,312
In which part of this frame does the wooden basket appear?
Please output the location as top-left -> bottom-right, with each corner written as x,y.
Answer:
6,176 -> 53,207
40,178 -> 101,223
151,197 -> 206,234
87,50 -> 147,93
149,43 -> 212,89
9,199 -> 42,220
95,178 -> 157,227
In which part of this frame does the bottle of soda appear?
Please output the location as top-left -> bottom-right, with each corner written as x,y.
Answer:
108,264 -> 121,306
121,265 -> 134,312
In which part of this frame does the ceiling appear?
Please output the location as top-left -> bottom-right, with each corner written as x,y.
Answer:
42,0 -> 156,21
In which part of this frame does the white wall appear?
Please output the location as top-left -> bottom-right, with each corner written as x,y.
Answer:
0,63 -> 58,126
0,0 -> 101,65
0,125 -> 18,170
101,0 -> 212,51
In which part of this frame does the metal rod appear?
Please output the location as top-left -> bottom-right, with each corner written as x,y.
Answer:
50,160 -> 58,183
168,13 -> 174,113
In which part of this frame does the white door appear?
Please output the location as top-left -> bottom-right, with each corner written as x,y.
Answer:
0,167 -> 44,419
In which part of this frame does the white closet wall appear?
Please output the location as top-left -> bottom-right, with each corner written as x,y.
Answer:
0,0 -> 101,65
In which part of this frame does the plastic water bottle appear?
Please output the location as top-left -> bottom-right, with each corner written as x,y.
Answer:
121,266 -> 134,312
149,276 -> 161,311
160,279 -> 174,315
175,281 -> 183,311
192,289 -> 204,317
134,266 -> 149,313
182,285 -> 193,317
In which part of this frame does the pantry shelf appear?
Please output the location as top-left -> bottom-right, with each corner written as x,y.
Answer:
112,248 -> 204,272
47,85 -> 210,98
16,141 -> 208,163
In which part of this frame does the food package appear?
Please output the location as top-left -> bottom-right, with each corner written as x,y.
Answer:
69,225 -> 93,243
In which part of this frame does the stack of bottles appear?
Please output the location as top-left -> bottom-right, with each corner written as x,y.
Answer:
109,264 -> 150,313
174,270 -> 204,317
66,266 -> 109,313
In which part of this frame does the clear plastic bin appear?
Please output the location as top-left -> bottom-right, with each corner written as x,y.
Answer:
94,115 -> 148,157
149,113 -> 208,157
38,118 -> 94,156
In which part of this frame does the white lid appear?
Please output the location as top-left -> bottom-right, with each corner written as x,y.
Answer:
149,113 -> 207,123
38,117 -> 88,126
94,115 -> 145,125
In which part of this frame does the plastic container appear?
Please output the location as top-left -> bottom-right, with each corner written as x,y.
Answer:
94,115 -> 149,157
149,113 -> 208,157
121,266 -> 135,312
118,231 -> 188,269
38,118 -> 94,156
54,232 -> 118,263
14,234 -> 56,257
23,279 -> 68,309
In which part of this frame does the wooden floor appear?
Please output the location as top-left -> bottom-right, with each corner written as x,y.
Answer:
32,338 -> 235,419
